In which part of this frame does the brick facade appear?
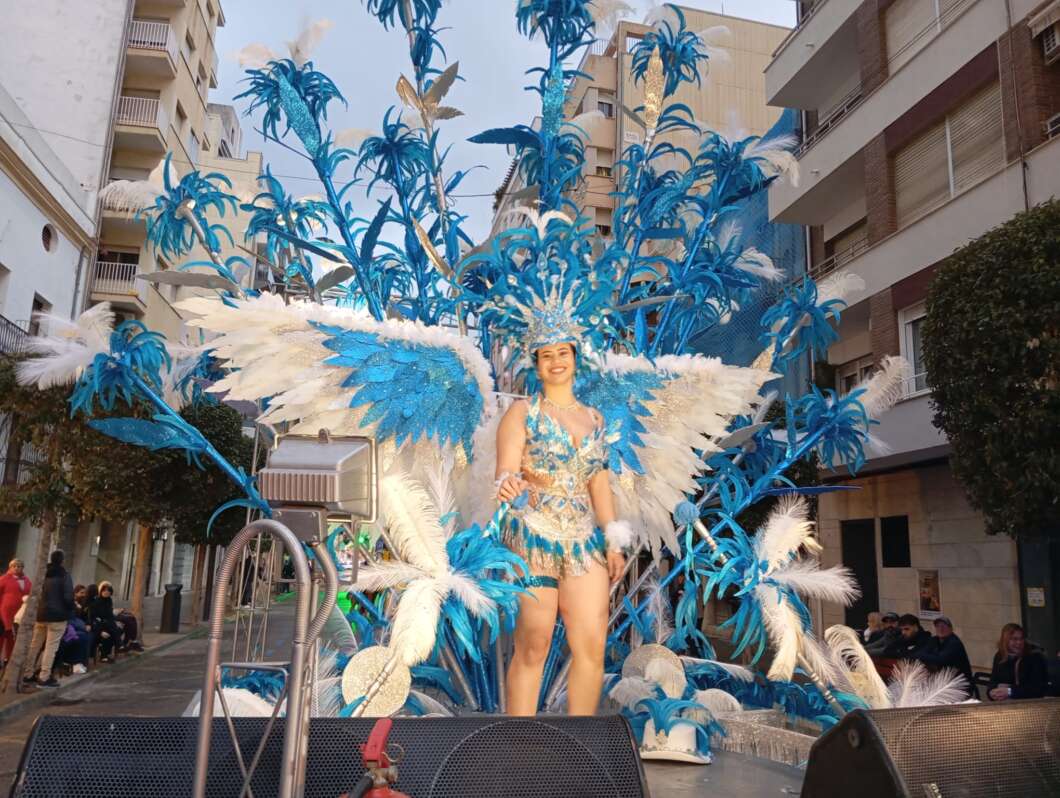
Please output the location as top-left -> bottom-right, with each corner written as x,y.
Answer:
856,0 -> 889,95
869,287 -> 899,360
999,21 -> 1060,162
863,133 -> 896,244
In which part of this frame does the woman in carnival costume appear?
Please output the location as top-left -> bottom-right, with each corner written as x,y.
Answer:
495,308 -> 633,716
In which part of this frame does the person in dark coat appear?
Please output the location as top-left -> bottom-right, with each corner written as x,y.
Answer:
87,581 -> 121,663
913,616 -> 976,696
884,614 -> 932,660
988,624 -> 1048,701
865,611 -> 900,656
24,550 -> 74,687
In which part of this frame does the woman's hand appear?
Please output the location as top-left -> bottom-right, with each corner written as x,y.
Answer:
496,474 -> 529,504
989,685 -> 1010,701
606,551 -> 626,585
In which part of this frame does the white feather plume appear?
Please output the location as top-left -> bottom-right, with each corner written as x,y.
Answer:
856,356 -> 910,419
757,582 -> 803,682
442,572 -> 496,620
424,456 -> 459,535
887,661 -> 970,708
768,560 -> 860,606
645,658 -> 688,698
754,497 -> 815,570
642,577 -> 674,645
17,303 -> 115,389
816,272 -> 865,306
388,579 -> 447,666
379,469 -> 448,575
589,0 -> 635,36
285,18 -> 333,65
609,676 -> 658,709
98,180 -> 163,215
233,42 -> 280,69
693,688 -> 742,716
824,624 -> 891,709
334,128 -> 377,149
747,133 -> 800,187
353,560 -> 430,592
679,655 -> 754,683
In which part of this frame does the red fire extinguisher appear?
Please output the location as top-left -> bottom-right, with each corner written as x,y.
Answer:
339,718 -> 411,798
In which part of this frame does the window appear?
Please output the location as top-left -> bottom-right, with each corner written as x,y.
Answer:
880,515 -> 911,568
893,81 -> 1003,228
188,130 -> 200,163
175,102 -> 188,134
598,99 -> 614,118
837,356 -> 874,395
899,302 -> 928,396
41,224 -> 57,254
595,224 -> 612,238
595,165 -> 613,178
885,0 -> 970,72
595,147 -> 613,178
195,73 -> 205,100
28,296 -> 51,336
218,138 -> 232,158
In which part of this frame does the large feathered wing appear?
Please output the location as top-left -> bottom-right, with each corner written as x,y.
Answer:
578,352 -> 774,559
178,293 -> 495,459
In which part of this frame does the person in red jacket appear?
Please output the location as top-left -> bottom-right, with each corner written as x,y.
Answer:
0,558 -> 32,665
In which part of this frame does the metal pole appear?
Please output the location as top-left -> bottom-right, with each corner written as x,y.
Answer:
193,520 -> 313,798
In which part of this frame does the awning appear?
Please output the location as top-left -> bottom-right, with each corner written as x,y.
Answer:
1030,0 -> 1060,37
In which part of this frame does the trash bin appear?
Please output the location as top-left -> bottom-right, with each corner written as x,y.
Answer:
160,583 -> 183,633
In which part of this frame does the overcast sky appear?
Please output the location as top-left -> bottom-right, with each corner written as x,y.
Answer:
213,0 -> 796,242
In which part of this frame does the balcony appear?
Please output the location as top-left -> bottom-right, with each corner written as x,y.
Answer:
91,260 -> 148,312
126,19 -> 178,78
0,315 -> 28,356
114,96 -> 169,153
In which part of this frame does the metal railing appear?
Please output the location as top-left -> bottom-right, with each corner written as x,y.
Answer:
809,235 -> 870,281
0,314 -> 28,356
116,95 -> 169,132
798,84 -> 864,156
771,0 -> 829,59
128,19 -> 178,64
93,260 -> 140,296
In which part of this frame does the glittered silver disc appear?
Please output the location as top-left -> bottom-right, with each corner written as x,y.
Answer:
340,645 -> 411,717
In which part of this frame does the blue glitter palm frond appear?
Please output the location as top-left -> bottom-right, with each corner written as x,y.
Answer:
630,6 -> 708,97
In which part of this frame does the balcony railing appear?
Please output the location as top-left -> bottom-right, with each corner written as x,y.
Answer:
798,84 -> 864,156
809,235 -> 870,281
93,260 -> 140,296
128,19 -> 179,63
0,315 -> 28,356
116,95 -> 169,132
771,0 -> 829,58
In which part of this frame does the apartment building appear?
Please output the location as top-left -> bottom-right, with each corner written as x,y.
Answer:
494,8 -> 791,233
766,0 -> 1060,668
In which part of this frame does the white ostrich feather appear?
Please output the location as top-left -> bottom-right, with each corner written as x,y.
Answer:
696,25 -> 733,64
693,688 -> 742,716
285,18 -> 333,65
643,577 -> 674,645
589,0 -> 635,36
353,560 -> 430,592
856,356 -> 910,419
816,272 -> 865,307
233,42 -> 280,69
645,658 -> 688,698
747,133 -> 800,187
379,469 -> 448,575
768,560 -> 860,606
888,660 -> 969,708
502,205 -> 572,238
566,110 -> 607,141
757,582 -> 802,682
679,656 -> 754,683
825,624 -> 890,709
388,579 -> 447,666
442,572 -> 496,620
754,497 -> 815,570
799,633 -> 842,687
734,246 -> 781,281
98,180 -> 163,215
424,456 -> 459,535
17,303 -> 116,389
334,128 -> 377,149
609,676 -> 658,709
408,689 -> 454,717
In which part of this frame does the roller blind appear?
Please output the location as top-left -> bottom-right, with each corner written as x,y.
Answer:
894,120 -> 950,227
949,82 -> 1004,195
885,0 -> 938,72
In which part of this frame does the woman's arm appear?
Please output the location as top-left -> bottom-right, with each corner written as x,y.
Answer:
495,400 -> 529,503
589,470 -> 628,584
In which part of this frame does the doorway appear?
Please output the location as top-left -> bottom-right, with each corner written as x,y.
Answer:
841,518 -> 878,630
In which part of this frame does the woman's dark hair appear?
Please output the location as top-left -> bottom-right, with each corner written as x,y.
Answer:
49,549 -> 64,565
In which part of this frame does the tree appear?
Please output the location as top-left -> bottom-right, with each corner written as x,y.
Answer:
922,199 -> 1060,539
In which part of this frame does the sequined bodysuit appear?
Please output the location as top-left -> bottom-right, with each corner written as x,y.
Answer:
504,395 -> 609,582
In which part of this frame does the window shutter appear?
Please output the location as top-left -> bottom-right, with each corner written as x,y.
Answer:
894,120 -> 950,228
885,0 -> 938,72
949,81 -> 1004,195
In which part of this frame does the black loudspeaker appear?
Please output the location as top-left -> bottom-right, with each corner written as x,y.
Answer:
11,715 -> 647,798
801,699 -> 1060,797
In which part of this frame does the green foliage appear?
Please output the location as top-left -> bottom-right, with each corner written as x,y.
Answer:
0,358 -> 258,544
922,199 -> 1060,539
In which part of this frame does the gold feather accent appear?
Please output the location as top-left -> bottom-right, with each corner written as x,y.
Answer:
412,218 -> 453,278
396,75 -> 425,115
643,45 -> 664,138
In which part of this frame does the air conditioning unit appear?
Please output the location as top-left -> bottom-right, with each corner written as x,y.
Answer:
1046,112 -> 1060,141
1044,23 -> 1060,65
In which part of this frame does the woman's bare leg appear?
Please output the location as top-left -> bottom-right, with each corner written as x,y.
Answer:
559,562 -> 610,715
506,585 -> 559,715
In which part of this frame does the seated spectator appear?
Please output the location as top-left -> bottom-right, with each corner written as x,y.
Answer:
988,623 -> 1047,701
913,616 -> 975,696
884,614 -> 932,659
863,612 -> 883,644
88,581 -> 121,663
114,605 -> 142,653
865,612 -> 900,656
57,615 -> 91,675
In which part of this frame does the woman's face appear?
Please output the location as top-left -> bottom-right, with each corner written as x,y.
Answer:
101,586 -> 113,598
534,343 -> 576,387
75,587 -> 87,603
9,560 -> 23,576
1007,630 -> 1025,657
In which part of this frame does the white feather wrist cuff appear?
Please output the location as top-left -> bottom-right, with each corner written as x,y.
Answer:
605,520 -> 634,553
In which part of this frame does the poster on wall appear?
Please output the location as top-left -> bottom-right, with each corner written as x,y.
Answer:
918,569 -> 942,619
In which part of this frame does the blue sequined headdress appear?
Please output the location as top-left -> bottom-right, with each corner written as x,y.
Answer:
519,283 -> 587,353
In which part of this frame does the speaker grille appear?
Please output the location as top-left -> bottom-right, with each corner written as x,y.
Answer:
865,701 -> 1060,796
12,715 -> 647,798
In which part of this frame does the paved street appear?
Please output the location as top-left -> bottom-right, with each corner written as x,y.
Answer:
1,600 -> 803,797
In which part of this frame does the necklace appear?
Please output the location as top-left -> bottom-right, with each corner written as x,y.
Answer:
542,395 -> 579,411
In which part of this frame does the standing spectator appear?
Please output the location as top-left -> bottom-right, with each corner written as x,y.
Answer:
884,614 -> 932,659
87,581 -> 121,663
863,612 -> 883,644
865,612 -> 900,656
987,623 -> 1047,701
0,558 -> 31,666
24,550 -> 74,687
913,616 -> 975,696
